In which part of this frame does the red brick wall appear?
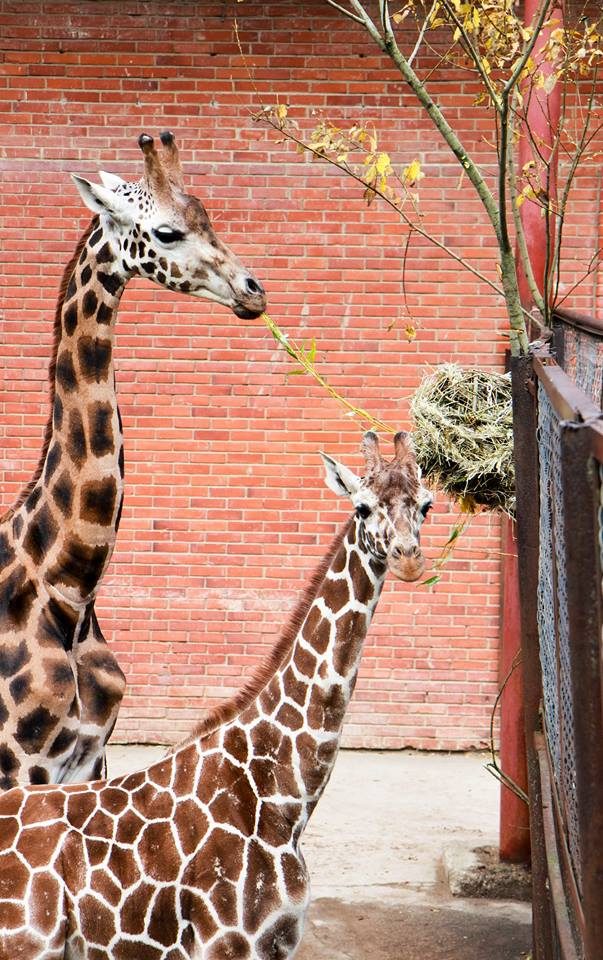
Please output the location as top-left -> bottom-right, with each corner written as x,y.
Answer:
0,1 -> 600,749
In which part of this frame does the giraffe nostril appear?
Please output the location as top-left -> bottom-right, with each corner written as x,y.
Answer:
245,276 -> 264,296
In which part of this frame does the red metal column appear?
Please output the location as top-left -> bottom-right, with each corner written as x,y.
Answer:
516,1 -> 563,308
499,0 -> 563,864
499,516 -> 530,862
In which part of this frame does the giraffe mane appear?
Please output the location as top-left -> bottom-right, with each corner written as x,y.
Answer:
0,217 -> 98,522
182,516 -> 354,745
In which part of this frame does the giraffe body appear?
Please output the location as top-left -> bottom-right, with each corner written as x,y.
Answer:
0,433 -> 431,957
0,133 -> 266,789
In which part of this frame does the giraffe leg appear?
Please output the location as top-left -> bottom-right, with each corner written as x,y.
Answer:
56,606 -> 125,784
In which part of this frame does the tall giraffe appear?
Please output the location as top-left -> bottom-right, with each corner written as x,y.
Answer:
0,432 -> 432,959
0,132 -> 266,790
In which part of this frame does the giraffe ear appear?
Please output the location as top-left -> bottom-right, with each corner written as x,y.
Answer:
319,452 -> 361,499
98,170 -> 127,191
71,174 -> 133,225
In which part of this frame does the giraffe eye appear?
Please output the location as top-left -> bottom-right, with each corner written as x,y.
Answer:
152,226 -> 186,245
356,503 -> 372,520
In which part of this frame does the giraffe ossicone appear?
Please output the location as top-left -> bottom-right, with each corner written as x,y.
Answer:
0,432 -> 432,959
0,133 -> 267,791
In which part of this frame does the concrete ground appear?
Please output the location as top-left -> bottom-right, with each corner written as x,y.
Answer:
107,746 -> 533,960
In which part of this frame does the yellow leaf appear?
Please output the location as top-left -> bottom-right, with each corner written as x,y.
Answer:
403,158 -> 424,185
405,324 -> 417,342
375,152 -> 391,175
364,163 -> 377,183
276,103 -> 288,121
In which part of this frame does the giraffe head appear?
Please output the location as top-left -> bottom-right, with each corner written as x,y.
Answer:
71,131 -> 266,319
321,431 -> 433,582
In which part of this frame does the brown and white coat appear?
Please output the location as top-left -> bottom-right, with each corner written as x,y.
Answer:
0,433 -> 432,959
0,133 -> 266,789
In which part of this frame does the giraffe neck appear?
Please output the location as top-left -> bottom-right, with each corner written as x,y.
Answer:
198,518 -> 388,819
10,219 -> 127,605
274,517 -> 386,805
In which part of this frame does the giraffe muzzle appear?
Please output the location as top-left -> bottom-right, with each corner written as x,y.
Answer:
231,275 -> 267,319
388,543 -> 425,582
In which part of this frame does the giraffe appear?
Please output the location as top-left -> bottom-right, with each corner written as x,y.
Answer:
0,131 -> 266,790
0,431 -> 432,959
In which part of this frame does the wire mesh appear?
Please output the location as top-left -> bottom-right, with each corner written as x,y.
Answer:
537,382 -> 582,892
559,326 -> 603,406
537,384 -> 561,777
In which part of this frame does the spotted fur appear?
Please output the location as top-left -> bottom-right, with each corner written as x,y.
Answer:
0,133 -> 266,789
0,434 -> 432,958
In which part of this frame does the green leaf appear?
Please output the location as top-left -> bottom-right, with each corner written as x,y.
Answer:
422,575 -> 441,587
445,526 -> 461,546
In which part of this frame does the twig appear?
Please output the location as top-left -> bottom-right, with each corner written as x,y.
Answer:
407,0 -> 439,69
485,651 -> 530,806
262,311 -> 396,434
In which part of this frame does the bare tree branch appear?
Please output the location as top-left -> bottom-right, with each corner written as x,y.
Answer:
507,103 -> 547,317
503,0 -> 554,97
407,0 -> 439,69
439,0 -> 501,110
323,0 -> 365,25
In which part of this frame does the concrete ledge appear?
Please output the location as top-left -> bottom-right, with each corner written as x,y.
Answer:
443,844 -> 532,901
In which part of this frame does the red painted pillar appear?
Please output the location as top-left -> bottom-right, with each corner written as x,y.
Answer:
499,0 -> 564,864
516,2 -> 563,308
499,517 -> 530,862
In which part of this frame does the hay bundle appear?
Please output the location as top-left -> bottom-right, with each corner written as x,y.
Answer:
410,364 -> 515,516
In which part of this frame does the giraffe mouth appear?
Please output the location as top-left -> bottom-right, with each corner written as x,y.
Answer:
388,552 -> 425,582
232,303 -> 265,320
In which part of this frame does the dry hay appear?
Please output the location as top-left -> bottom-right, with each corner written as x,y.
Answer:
410,364 -> 515,516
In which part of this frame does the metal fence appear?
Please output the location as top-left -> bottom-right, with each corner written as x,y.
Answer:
512,340 -> 603,960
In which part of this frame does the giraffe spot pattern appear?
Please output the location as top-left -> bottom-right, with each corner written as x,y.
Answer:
11,513 -> 23,540
66,408 -> 87,466
0,638 -> 31,677
38,596 -> 79,651
15,705 -> 60,755
96,241 -> 114,265
53,393 -> 64,430
0,533 -> 15,567
0,569 -> 37,630
51,470 -> 75,517
55,350 -> 77,392
82,288 -> 98,318
77,336 -> 112,383
44,442 -> 62,483
96,300 -> 113,324
98,271 -> 123,297
88,401 -> 115,457
46,536 -> 109,598
48,726 -> 78,759
24,486 -> 42,514
8,670 -> 32,705
0,745 -> 19,787
77,653 -> 125,726
79,476 -> 117,526
63,301 -> 78,336
28,765 -> 50,784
